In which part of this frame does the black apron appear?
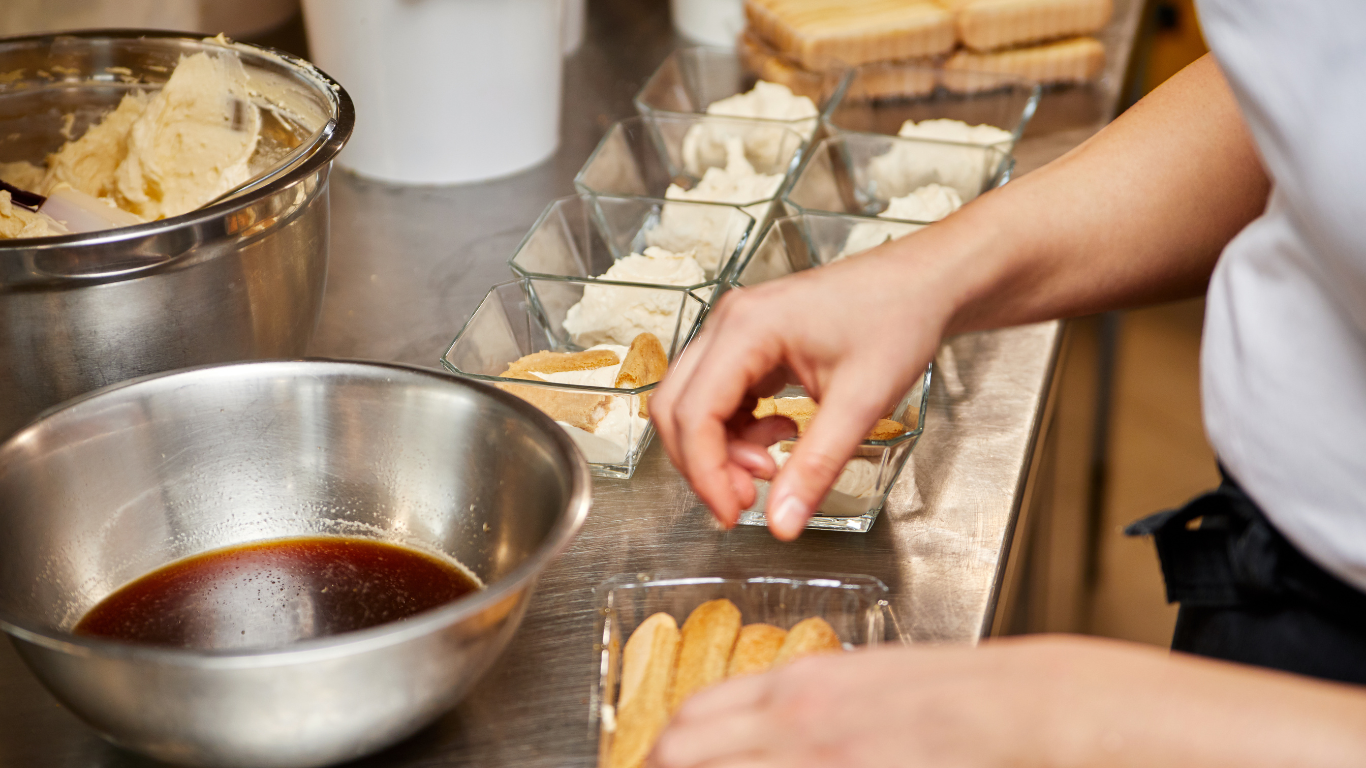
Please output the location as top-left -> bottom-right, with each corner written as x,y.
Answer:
1127,468 -> 1366,684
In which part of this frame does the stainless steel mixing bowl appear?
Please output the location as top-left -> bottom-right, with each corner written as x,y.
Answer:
0,31 -> 355,439
0,360 -> 592,768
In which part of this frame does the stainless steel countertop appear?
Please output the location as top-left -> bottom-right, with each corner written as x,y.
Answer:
0,1 -> 1141,765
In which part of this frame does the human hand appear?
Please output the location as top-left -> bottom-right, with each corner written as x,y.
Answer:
651,241 -> 951,539
646,635 -> 1366,768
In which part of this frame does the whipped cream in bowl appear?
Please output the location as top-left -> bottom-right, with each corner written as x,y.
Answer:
866,120 -> 1012,202
649,136 -> 787,278
561,245 -> 712,348
682,81 -> 820,175
835,183 -> 963,259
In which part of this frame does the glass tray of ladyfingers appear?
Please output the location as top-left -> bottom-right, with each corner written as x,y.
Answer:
591,573 -> 897,768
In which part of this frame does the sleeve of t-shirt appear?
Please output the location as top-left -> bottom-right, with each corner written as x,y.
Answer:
1196,0 -> 1366,304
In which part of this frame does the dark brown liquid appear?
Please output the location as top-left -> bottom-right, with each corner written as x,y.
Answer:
73,537 -> 480,650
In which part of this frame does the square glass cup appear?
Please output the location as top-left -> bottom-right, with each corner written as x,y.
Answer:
591,573 -> 892,766
824,61 -> 1042,148
508,194 -> 755,287
729,215 -> 932,532
634,46 -> 850,143
785,133 -> 1011,227
441,279 -> 708,478
575,115 -> 807,254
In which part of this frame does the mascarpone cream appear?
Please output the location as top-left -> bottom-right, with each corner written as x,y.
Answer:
896,118 -> 1013,147
562,246 -> 708,347
0,50 -> 263,238
681,81 -> 816,177
0,190 -> 65,239
867,119 -> 1010,202
835,183 -> 962,259
647,137 -> 784,272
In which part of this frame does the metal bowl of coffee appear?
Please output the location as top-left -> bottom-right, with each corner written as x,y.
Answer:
0,360 -> 591,768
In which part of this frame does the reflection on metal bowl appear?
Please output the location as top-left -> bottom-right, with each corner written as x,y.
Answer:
0,31 -> 355,438
0,360 -> 592,768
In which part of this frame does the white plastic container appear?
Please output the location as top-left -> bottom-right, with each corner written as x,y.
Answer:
563,0 -> 587,54
670,0 -> 745,47
0,0 -> 298,38
302,0 -> 563,184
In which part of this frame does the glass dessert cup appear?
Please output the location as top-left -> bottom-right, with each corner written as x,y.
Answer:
729,215 -> 932,532
823,61 -> 1041,148
575,114 -> 807,265
784,133 -> 1012,224
508,194 -> 754,288
633,46 -> 851,142
442,279 -> 709,479
591,573 -> 893,766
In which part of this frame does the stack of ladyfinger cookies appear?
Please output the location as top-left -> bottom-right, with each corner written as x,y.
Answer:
606,599 -> 842,768
738,0 -> 1111,98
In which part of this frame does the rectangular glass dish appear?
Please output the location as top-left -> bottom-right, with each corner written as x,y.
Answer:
730,215 -> 933,532
591,573 -> 893,767
442,279 -> 708,478
509,194 -> 755,287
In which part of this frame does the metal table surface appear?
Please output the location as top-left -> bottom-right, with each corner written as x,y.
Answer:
0,1 -> 1142,765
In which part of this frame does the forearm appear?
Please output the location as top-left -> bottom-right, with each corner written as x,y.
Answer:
896,53 -> 1269,336
1030,639 -> 1366,767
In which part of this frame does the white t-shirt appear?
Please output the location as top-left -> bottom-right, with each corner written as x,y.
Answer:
1197,1 -> 1366,590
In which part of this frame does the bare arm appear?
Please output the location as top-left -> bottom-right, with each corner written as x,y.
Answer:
648,636 -> 1366,768
944,53 -> 1268,334
651,54 -> 1269,538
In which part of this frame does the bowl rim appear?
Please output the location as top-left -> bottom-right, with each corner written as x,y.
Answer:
0,29 -> 356,257
0,358 -> 593,667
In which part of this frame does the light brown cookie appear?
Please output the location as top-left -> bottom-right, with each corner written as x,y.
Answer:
669,599 -> 743,713
935,0 -> 1112,52
941,36 -> 1105,92
746,0 -> 956,71
499,373 -> 610,433
753,396 -> 907,440
738,30 -> 936,103
613,333 -> 668,390
773,616 -> 843,665
615,332 -> 670,418
504,347 -> 620,377
726,623 -> 789,677
609,613 -> 681,768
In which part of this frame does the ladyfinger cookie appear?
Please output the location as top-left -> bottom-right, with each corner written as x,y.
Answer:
613,332 -> 667,390
727,623 -> 789,677
753,396 -> 907,440
499,373 -> 610,433
739,30 -> 936,102
942,36 -> 1106,92
609,612 -> 681,768
669,599 -> 742,713
937,0 -> 1112,52
505,347 -> 620,377
738,31 -> 824,101
773,616 -> 843,665
746,0 -> 956,71
614,332 -> 669,418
